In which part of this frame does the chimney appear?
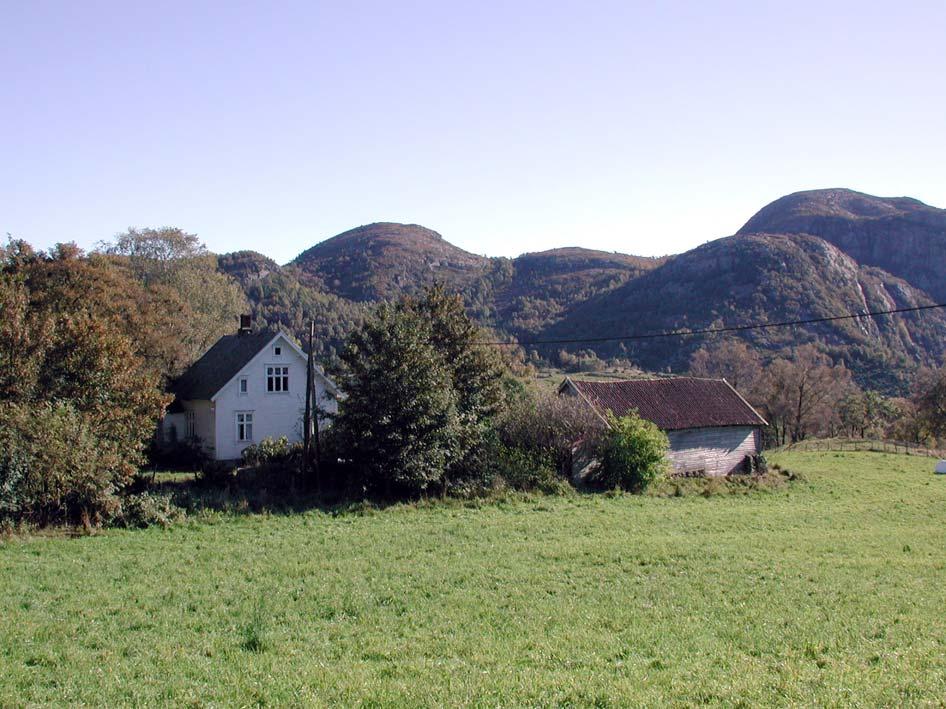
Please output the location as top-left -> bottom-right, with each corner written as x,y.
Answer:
238,314 -> 252,335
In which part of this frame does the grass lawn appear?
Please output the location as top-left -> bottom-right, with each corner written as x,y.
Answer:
2,451 -> 946,706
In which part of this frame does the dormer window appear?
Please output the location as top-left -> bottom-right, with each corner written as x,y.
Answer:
274,345 -> 282,356
267,366 -> 289,392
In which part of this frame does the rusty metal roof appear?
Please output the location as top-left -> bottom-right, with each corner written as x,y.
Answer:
563,377 -> 767,430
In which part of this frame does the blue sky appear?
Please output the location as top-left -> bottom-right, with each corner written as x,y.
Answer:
3,1 -> 944,263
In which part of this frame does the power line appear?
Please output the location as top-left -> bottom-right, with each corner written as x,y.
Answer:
480,302 -> 946,347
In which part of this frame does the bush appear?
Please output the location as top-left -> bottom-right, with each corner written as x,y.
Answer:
241,436 -> 301,467
444,433 -> 568,497
113,492 -> 183,528
496,388 -> 606,477
591,412 -> 669,492
151,436 -> 209,471
0,401 -> 132,526
493,444 -> 568,495
740,452 -> 768,475
196,460 -> 239,486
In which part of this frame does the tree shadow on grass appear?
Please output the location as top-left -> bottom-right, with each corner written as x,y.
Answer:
148,464 -> 387,518
147,463 -> 587,520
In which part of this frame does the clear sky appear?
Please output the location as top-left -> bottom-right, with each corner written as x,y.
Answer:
3,1 -> 945,263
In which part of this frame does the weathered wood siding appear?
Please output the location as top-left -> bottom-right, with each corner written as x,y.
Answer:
666,426 -> 760,476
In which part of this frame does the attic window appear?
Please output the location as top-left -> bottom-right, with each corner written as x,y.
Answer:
239,377 -> 248,394
274,345 -> 282,356
267,366 -> 289,392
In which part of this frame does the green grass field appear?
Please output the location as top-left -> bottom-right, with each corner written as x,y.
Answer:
2,452 -> 946,706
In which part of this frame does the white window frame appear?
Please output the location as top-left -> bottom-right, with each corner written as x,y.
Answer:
238,376 -> 248,395
266,365 -> 290,393
236,411 -> 254,442
274,345 -> 282,356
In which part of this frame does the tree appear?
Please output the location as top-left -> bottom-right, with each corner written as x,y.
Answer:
99,227 -> 248,377
497,388 -> 606,476
0,272 -> 51,401
14,239 -> 195,382
838,390 -> 868,437
333,303 -> 460,496
915,367 -> 946,443
0,243 -> 170,524
761,345 -> 853,444
406,286 -> 508,484
333,286 -> 512,497
689,339 -> 764,402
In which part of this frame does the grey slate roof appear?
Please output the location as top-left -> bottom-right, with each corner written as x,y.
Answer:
172,329 -> 283,401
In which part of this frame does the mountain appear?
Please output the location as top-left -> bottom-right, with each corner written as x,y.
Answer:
216,189 -> 946,393
291,223 -> 491,301
285,223 -> 662,335
496,248 -> 665,336
542,232 -> 946,391
739,188 -> 946,301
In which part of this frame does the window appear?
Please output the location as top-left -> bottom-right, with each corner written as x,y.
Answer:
266,366 -> 289,392
239,377 -> 248,394
185,411 -> 196,440
236,412 -> 254,442
274,345 -> 282,356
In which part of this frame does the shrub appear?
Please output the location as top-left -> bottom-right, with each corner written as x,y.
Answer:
0,401 -> 131,525
151,436 -> 208,471
496,388 -> 606,477
592,411 -> 669,492
241,436 -> 301,467
740,452 -> 768,475
113,492 -> 183,528
196,461 -> 238,486
493,444 -> 568,495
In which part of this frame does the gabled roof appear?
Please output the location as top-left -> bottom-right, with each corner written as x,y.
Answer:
172,330 -> 283,401
560,376 -> 767,431
170,327 -> 346,402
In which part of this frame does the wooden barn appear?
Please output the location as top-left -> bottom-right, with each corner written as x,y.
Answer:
559,376 -> 767,477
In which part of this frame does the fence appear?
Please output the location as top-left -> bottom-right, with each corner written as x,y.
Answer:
774,437 -> 946,459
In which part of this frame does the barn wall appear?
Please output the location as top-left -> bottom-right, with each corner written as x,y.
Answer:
666,426 -> 760,476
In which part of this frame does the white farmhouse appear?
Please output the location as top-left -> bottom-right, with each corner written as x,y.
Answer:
162,321 -> 339,461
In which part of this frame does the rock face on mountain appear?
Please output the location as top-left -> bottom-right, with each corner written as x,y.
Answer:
739,189 -> 946,301
543,232 -> 946,390
217,250 -> 281,288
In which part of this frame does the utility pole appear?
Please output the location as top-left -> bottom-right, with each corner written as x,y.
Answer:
303,321 -> 315,479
